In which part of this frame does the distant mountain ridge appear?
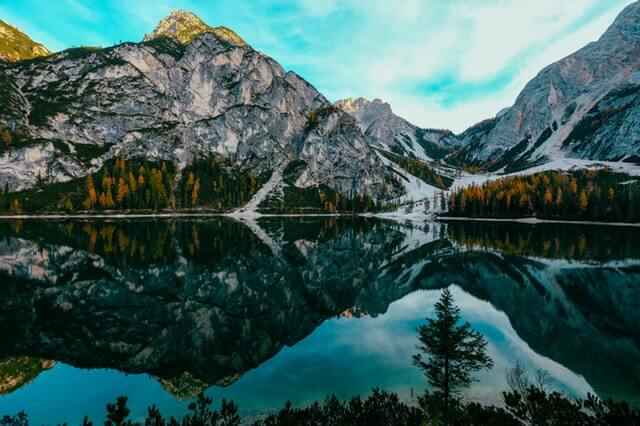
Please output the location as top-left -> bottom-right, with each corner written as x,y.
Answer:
335,97 -> 461,162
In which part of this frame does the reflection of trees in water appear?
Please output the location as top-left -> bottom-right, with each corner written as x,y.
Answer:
446,221 -> 640,262
0,218 -> 639,404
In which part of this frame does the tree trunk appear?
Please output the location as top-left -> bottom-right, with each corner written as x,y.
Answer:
444,356 -> 449,426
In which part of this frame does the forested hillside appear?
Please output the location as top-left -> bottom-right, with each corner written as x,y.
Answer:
447,170 -> 640,222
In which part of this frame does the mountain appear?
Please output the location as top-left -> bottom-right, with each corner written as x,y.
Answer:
0,12 -> 398,208
143,10 -> 245,46
450,1 -> 640,171
0,20 -> 50,62
335,97 -> 461,161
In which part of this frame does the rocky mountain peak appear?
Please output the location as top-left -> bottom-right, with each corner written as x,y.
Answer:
604,1 -> 640,40
335,97 -> 460,161
335,97 -> 390,114
143,9 -> 245,46
0,19 -> 50,62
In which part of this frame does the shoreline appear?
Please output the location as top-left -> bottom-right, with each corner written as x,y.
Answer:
437,216 -> 640,228
0,212 -> 638,228
0,212 -> 351,220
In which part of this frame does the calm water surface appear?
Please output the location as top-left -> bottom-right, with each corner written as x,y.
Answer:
0,218 -> 638,424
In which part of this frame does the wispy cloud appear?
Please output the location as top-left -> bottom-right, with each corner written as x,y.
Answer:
0,0 -> 634,131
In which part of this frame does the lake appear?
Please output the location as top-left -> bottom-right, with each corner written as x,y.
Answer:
0,217 -> 638,424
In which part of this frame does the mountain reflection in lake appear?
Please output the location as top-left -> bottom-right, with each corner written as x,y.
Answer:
0,218 -> 638,424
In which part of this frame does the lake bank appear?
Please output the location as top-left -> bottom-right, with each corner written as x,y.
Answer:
438,216 -> 640,228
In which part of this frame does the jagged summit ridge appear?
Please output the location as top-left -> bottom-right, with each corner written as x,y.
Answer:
143,9 -> 245,46
335,97 -> 461,162
0,19 -> 50,62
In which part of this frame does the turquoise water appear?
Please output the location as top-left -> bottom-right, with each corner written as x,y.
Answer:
0,218 -> 638,423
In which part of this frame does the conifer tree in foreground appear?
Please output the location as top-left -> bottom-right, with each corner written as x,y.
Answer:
413,288 -> 494,425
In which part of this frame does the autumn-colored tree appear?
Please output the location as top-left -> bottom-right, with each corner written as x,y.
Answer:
105,190 -> 115,209
2,129 -> 12,145
570,179 -> 578,194
98,192 -> 107,209
116,178 -> 129,205
555,187 -> 563,205
83,174 -> 98,210
191,178 -> 201,206
578,189 -> 589,212
9,199 -> 22,214
249,172 -> 257,193
149,168 -> 168,207
128,172 -> 137,193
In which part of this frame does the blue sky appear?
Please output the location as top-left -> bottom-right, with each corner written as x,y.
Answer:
0,0 -> 634,131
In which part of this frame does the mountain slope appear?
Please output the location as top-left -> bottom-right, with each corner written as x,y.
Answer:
450,1 -> 640,172
0,19 -> 50,62
0,12 -> 398,205
335,97 -> 460,161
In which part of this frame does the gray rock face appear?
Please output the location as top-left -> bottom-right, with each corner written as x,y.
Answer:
0,18 -> 395,199
452,1 -> 640,170
295,106 -> 393,196
335,97 -> 460,162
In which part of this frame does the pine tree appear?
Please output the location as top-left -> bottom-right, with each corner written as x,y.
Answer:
64,196 -> 74,212
105,190 -> 115,209
83,174 -> 98,210
413,288 -> 493,425
116,178 -> 129,206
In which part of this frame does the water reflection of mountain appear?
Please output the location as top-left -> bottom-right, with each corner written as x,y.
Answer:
0,219 -> 638,405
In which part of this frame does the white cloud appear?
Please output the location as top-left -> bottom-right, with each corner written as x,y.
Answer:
275,0 -> 634,132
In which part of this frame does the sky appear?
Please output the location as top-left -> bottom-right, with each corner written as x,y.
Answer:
0,0 -> 635,132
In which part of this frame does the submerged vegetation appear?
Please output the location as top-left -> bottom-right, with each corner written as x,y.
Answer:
447,169 -> 640,222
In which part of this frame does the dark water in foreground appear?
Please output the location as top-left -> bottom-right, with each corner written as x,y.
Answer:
0,218 -> 638,424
